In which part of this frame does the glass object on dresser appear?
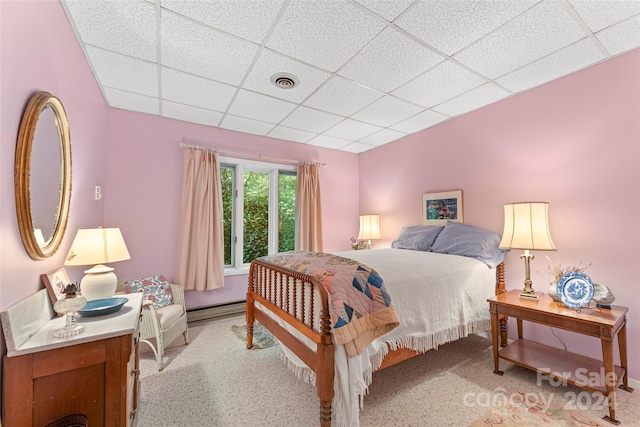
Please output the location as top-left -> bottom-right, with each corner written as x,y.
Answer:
53,283 -> 86,338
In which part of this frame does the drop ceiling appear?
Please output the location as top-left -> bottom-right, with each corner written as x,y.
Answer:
61,0 -> 640,153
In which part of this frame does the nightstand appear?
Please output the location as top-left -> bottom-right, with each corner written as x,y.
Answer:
488,290 -> 632,425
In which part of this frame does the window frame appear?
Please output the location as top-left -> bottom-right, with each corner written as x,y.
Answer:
220,156 -> 296,276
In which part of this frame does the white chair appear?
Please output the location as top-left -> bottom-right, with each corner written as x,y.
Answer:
138,283 -> 189,371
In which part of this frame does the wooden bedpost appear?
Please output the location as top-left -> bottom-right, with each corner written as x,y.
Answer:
246,263 -> 256,349
496,263 -> 508,347
317,306 -> 334,427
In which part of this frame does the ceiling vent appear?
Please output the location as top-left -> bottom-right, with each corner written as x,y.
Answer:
270,72 -> 298,90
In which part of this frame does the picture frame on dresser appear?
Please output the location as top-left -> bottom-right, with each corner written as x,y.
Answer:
41,267 -> 71,305
422,190 -> 464,226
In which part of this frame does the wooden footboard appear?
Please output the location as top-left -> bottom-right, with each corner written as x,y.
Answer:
247,259 -> 506,426
246,259 -> 334,426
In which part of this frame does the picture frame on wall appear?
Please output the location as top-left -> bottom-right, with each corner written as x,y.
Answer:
41,267 -> 71,305
422,190 -> 464,226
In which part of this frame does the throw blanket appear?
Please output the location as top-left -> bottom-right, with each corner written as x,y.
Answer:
260,251 -> 399,358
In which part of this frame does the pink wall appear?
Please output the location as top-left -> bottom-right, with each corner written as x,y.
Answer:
359,49 -> 640,380
0,0 -> 109,398
0,0 -> 108,312
103,110 -> 359,309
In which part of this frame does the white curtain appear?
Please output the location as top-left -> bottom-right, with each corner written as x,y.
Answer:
295,162 -> 323,252
175,149 -> 225,290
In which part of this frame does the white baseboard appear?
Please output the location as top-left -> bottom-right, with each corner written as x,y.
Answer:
187,301 -> 245,325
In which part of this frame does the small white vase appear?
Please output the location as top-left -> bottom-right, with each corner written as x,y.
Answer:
548,282 -> 559,302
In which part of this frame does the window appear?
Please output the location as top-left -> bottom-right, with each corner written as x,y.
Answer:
221,157 -> 296,273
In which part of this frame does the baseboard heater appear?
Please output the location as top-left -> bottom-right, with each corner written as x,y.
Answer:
186,300 -> 246,324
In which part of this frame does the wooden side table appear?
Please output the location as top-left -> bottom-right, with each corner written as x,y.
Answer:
488,290 -> 633,425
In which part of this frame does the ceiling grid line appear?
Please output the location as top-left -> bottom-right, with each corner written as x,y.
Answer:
61,0 -> 640,153
155,0 -> 163,118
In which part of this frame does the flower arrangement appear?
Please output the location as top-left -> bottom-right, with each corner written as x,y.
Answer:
350,236 -> 365,250
545,256 -> 591,283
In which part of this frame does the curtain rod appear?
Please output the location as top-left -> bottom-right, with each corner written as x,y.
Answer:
178,138 -> 326,167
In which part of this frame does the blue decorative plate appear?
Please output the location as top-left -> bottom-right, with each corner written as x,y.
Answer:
557,272 -> 594,309
78,297 -> 128,317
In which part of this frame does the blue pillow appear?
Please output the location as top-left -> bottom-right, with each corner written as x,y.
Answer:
391,226 -> 444,251
431,222 -> 507,267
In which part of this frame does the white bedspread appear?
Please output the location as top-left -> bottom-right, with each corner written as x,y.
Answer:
272,248 -> 497,427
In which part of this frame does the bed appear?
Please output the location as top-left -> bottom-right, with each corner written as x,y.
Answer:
246,222 -> 508,426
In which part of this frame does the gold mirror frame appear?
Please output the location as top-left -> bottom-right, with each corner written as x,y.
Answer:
15,92 -> 72,260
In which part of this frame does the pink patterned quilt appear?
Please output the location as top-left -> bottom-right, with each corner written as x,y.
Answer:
260,251 -> 399,358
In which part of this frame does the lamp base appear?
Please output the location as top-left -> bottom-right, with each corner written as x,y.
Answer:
81,264 -> 117,301
519,291 -> 542,301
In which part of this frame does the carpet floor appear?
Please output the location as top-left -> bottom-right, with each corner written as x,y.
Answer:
137,315 -> 639,426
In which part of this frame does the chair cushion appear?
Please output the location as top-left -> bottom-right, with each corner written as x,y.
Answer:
155,303 -> 184,329
124,274 -> 174,308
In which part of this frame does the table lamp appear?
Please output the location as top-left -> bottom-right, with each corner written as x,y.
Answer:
358,214 -> 382,249
499,202 -> 556,300
65,227 -> 131,301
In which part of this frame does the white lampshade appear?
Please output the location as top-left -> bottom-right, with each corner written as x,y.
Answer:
65,227 -> 131,265
499,202 -> 556,251
358,214 -> 382,241
65,228 -> 130,300
499,202 -> 556,299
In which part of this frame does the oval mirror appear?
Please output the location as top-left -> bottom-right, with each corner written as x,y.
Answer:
15,92 -> 72,260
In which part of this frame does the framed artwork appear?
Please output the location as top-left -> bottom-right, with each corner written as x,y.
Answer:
422,190 -> 464,226
41,267 -> 71,304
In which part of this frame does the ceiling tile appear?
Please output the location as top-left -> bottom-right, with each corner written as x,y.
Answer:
432,83 -> 511,117
63,0 -> 156,61
454,1 -> 586,79
568,0 -> 640,33
64,0 -> 638,154
104,87 -> 159,115
266,0 -> 386,72
351,95 -> 423,127
242,49 -> 332,103
306,134 -> 351,149
395,0 -> 538,56
304,76 -> 383,117
220,115 -> 274,136
596,15 -> 640,56
86,46 -> 158,97
495,38 -> 605,93
390,109 -> 450,134
359,128 -> 406,146
340,142 -> 376,153
267,126 -> 317,143
162,68 -> 236,112
280,106 -> 344,133
160,0 -> 285,44
338,27 -> 444,93
392,60 -> 487,108
228,90 -> 297,124
324,118 -> 382,140
353,0 -> 414,22
162,100 -> 223,127
161,10 -> 258,85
